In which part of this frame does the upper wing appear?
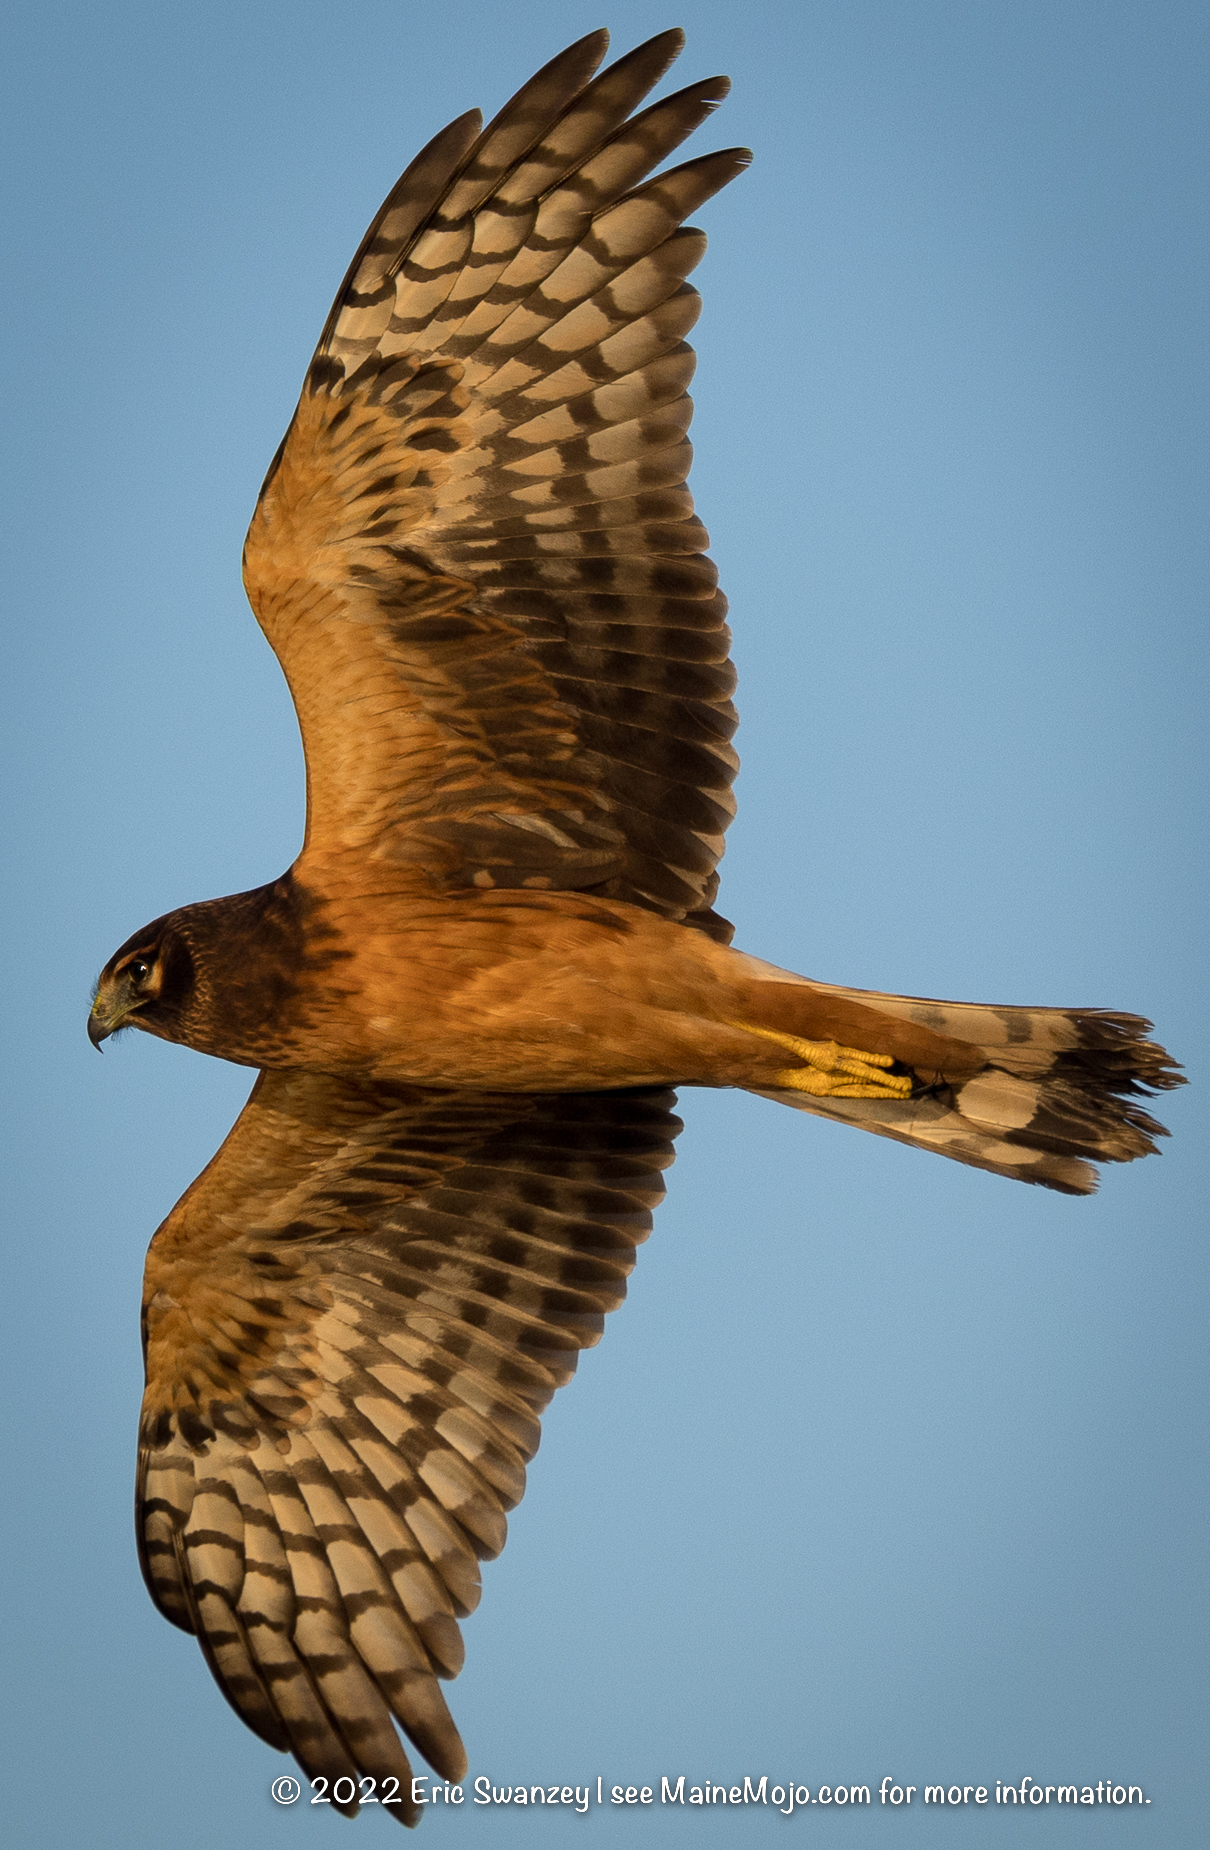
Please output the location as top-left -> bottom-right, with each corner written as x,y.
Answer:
242,30 -> 748,936
137,1068 -> 679,1819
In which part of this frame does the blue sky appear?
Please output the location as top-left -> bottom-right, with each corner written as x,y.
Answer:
2,2 -> 1206,1845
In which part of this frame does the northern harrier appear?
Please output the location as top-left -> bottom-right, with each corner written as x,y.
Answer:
90,29 -> 1181,1824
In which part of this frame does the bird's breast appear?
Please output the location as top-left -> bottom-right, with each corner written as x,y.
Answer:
279,884 -> 762,1091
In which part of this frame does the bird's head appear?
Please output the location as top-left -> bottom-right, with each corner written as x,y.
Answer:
89,917 -> 195,1048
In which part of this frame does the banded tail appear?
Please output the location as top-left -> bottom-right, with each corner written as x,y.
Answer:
741,972 -> 1183,1194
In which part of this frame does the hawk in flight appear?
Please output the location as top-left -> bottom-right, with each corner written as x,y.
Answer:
90,29 -> 1180,1824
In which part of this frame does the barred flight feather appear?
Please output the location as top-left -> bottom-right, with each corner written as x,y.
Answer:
136,1076 -> 679,1812
246,26 -> 746,921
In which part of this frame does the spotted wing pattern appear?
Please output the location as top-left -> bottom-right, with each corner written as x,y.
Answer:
137,1070 -> 678,1819
242,29 -> 748,936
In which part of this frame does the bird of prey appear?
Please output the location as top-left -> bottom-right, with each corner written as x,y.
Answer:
89,28 -> 1181,1825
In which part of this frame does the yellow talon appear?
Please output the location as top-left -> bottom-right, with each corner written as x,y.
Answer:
730,1021 -> 914,1100
772,1067 -> 914,1099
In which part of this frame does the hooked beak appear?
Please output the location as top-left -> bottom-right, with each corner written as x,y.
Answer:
89,975 -> 138,1049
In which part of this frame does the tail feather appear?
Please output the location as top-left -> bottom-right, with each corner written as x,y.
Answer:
747,981 -> 1183,1195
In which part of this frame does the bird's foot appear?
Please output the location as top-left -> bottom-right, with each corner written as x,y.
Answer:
734,1022 -> 914,1099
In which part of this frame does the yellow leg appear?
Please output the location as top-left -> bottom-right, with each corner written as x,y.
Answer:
730,1021 -> 914,1099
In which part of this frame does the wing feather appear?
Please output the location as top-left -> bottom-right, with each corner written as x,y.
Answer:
243,32 -> 747,934
136,1070 -> 679,1808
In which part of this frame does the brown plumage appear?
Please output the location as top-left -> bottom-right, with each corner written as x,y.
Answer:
89,30 -> 1182,1824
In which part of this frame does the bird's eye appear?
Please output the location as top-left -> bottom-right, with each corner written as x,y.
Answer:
129,959 -> 151,984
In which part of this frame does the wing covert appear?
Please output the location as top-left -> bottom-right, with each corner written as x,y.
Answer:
136,1068 -> 679,1816
243,30 -> 747,936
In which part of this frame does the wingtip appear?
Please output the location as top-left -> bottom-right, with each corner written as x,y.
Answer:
542,25 -> 612,82
448,105 -> 485,141
635,25 -> 687,66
